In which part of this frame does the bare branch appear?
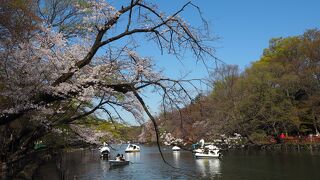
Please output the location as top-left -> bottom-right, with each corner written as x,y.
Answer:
132,90 -> 176,168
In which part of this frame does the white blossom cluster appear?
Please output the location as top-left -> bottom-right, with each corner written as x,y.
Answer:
160,131 -> 185,146
0,1 -> 159,124
213,133 -> 243,147
1,0 -> 209,128
76,0 -> 117,30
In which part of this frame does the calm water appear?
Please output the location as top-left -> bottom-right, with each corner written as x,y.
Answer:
35,145 -> 320,180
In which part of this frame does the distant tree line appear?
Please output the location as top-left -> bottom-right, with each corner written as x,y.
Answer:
157,29 -> 320,143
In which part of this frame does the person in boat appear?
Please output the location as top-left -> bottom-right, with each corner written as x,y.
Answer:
120,154 -> 125,161
204,148 -> 209,154
116,153 -> 121,161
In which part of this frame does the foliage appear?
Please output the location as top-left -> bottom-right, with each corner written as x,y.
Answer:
154,29 -> 320,143
249,130 -> 268,143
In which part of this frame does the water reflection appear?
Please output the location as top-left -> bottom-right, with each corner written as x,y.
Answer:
125,152 -> 140,162
100,158 -> 109,174
35,146 -> 320,180
195,158 -> 221,177
172,151 -> 180,167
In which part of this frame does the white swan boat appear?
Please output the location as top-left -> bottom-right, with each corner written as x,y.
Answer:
99,142 -> 110,157
193,144 -> 219,153
172,146 -> 181,151
195,149 -> 221,158
192,139 -> 205,153
193,148 -> 204,153
205,144 -> 219,150
125,144 -> 140,152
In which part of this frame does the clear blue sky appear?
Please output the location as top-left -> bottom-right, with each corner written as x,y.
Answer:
105,0 -> 320,125
155,0 -> 320,69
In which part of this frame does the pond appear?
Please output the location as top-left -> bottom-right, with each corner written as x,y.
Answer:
34,145 -> 320,179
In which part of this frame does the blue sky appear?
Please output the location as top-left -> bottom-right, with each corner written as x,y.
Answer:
105,0 -> 320,125
156,0 -> 320,69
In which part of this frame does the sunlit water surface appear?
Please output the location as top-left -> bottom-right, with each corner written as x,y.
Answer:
34,145 -> 320,180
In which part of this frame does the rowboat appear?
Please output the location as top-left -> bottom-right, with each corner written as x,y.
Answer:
109,160 -> 130,166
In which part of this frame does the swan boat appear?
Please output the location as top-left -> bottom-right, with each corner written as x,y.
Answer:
172,146 -> 181,151
195,149 -> 221,158
193,148 -> 204,153
125,144 -> 141,152
99,143 -> 110,157
193,144 -> 220,153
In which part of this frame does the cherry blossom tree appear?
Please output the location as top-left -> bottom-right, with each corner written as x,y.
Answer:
0,0 -> 214,166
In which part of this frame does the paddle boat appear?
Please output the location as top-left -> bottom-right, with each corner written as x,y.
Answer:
192,138 -> 220,153
99,142 -> 110,158
195,149 -> 221,158
193,148 -> 204,153
205,144 -> 220,150
125,143 -> 140,152
172,146 -> 181,151
193,145 -> 220,153
192,139 -> 205,153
